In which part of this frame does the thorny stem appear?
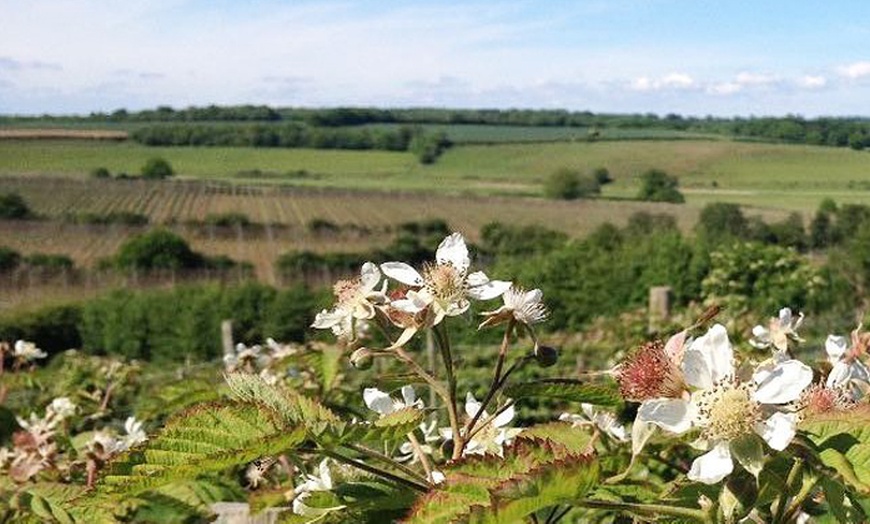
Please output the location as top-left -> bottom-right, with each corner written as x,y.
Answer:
548,505 -> 572,523
391,347 -> 451,406
433,323 -> 463,460
463,320 -> 515,444
320,448 -> 429,493
343,442 -> 429,486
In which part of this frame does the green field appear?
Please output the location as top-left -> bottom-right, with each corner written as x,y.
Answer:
2,138 -> 868,212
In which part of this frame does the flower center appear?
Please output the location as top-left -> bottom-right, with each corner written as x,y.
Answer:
333,278 -> 362,305
617,341 -> 685,402
695,381 -> 761,441
423,263 -> 467,303
799,384 -> 854,418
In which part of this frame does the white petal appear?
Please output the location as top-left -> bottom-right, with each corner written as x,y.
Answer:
431,471 -> 446,484
825,335 -> 848,361
400,385 -> 417,407
683,324 -> 733,388
388,327 -> 418,349
493,402 -> 515,428
391,292 -> 429,314
311,308 -> 345,329
468,279 -> 512,300
826,361 -> 851,389
755,412 -> 797,451
363,388 -> 394,415
687,441 -> 734,484
465,392 -> 484,419
380,262 -> 424,286
318,459 -> 333,489
664,329 -> 688,359
752,360 -> 813,404
466,271 -> 490,287
778,307 -> 793,325
359,262 -> 381,291
631,419 -> 657,457
436,233 -> 469,272
636,398 -> 694,434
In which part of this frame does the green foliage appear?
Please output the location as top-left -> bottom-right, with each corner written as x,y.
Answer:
79,283 -> 317,363
543,167 -> 600,200
409,131 -> 451,164
115,229 -> 204,270
802,407 -> 870,495
204,212 -> 251,228
90,166 -> 111,179
696,202 -> 748,242
636,168 -> 685,203
63,210 -> 149,226
140,157 -> 175,180
24,253 -> 75,271
701,241 -> 823,315
505,378 -> 622,407
0,245 -> 21,272
0,303 -> 83,356
0,192 -> 33,219
479,222 -> 567,257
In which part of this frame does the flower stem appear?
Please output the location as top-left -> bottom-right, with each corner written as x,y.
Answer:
320,448 -> 429,493
463,320 -> 514,444
406,432 -> 435,482
575,500 -> 710,522
433,324 -> 463,460
342,442 -> 429,486
772,459 -> 803,523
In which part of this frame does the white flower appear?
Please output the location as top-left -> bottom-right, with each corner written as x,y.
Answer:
47,397 -> 76,420
750,307 -> 804,354
363,386 -> 423,416
292,459 -> 345,517
825,333 -> 870,400
13,340 -> 47,361
442,392 -> 520,457
678,324 -> 812,484
223,343 -> 266,372
479,286 -> 548,330
381,233 -> 511,327
560,403 -> 628,442
120,416 -> 147,450
89,431 -> 122,455
312,262 -> 386,340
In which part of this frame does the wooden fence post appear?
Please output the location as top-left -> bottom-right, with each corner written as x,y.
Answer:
648,286 -> 672,334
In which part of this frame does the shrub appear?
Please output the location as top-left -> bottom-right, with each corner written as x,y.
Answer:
0,304 -> 83,357
115,229 -> 204,270
0,246 -> 21,272
592,166 -> 613,185
0,192 -> 33,219
543,168 -> 599,200
205,212 -> 251,228
24,253 -> 75,270
90,167 -> 111,179
140,157 -> 175,179
636,169 -> 684,203
696,202 -> 748,241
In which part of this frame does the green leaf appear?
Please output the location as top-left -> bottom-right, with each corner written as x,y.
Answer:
729,433 -> 764,478
504,378 -> 621,407
101,401 -> 305,494
305,343 -> 345,393
343,407 -> 426,445
802,407 -> 870,494
516,422 -> 594,455
471,454 -> 599,524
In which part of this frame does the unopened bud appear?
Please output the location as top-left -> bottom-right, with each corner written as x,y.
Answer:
350,347 -> 374,370
534,344 -> 558,368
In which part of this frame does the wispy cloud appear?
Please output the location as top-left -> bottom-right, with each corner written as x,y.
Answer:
838,61 -> 870,79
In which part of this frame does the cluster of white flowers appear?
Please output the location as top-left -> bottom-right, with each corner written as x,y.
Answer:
223,338 -> 299,384
311,233 -> 548,348
615,308 -> 870,485
12,339 -> 47,362
1,397 -> 77,482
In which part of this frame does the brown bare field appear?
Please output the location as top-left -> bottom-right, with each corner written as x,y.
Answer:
0,176 -> 779,282
0,129 -> 128,140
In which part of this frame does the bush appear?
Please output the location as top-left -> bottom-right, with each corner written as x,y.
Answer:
141,157 -> 175,179
0,304 -> 83,357
24,253 -> 74,270
543,168 -> 600,200
0,192 -> 33,219
409,131 -> 451,164
115,229 -> 204,270
205,212 -> 251,228
696,202 -> 748,242
592,166 -> 613,185
0,246 -> 21,272
90,167 -> 111,179
637,169 -> 684,203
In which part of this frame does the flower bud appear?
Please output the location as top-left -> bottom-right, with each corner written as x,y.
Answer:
534,344 -> 558,368
350,347 -> 374,370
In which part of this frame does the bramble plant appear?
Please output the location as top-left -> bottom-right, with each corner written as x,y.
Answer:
1,232 -> 870,522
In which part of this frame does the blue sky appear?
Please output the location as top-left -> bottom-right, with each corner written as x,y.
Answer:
2,0 -> 870,116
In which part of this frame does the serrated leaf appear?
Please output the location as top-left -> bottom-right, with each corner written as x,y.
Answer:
100,401 -> 305,495
802,407 -> 870,494
505,378 -> 621,407
343,407 -> 427,444
472,454 -> 599,524
517,422 -> 594,455
729,433 -> 764,478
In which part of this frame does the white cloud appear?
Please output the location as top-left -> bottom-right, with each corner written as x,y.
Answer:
629,72 -> 695,92
707,82 -> 742,95
797,75 -> 827,89
838,61 -> 870,79
735,71 -> 778,86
